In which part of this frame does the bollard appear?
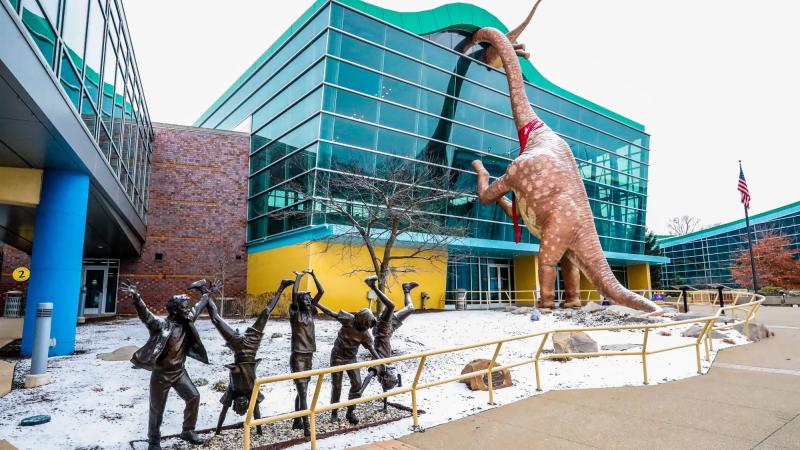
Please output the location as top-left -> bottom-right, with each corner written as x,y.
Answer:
780,291 -> 786,305
420,292 -> 429,310
25,302 -> 54,388
455,289 -> 467,310
680,286 -> 689,313
716,285 -> 725,315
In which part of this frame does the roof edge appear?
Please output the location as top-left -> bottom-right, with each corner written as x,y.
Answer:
658,200 -> 800,248
195,0 -> 646,132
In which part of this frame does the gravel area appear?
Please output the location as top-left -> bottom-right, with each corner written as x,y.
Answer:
156,401 -> 410,450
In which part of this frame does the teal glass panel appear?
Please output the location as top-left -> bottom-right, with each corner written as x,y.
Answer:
63,0 -> 89,69
340,6 -> 385,45
252,59 -> 324,129
60,52 -> 82,110
21,0 -> 57,68
331,116 -> 376,150
335,61 -> 380,97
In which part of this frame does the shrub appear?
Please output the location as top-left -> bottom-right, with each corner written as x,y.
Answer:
759,285 -> 783,295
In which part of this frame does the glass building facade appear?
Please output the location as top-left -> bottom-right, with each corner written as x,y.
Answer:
196,0 -> 657,299
7,0 -> 154,218
659,201 -> 800,287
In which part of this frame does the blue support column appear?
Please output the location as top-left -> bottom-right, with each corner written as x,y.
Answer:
21,170 -> 89,356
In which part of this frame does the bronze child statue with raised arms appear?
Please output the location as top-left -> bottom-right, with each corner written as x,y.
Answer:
197,278 -> 294,436
288,269 -> 323,436
121,282 -> 209,450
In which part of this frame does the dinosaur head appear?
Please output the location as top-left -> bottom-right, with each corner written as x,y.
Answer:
482,0 -> 542,68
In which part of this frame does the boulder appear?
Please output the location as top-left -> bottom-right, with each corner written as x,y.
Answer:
460,359 -> 513,391
530,308 -> 541,321
511,306 -> 533,315
601,344 -> 642,352
733,322 -> 773,341
603,305 -> 640,317
96,345 -> 138,362
581,302 -> 604,313
681,324 -> 726,339
552,331 -> 599,360
271,332 -> 282,339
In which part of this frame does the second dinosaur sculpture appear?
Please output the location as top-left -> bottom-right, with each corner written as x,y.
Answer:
470,2 -> 662,314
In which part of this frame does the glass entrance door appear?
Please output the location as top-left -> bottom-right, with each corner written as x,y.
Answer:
82,266 -> 107,315
487,264 -> 512,303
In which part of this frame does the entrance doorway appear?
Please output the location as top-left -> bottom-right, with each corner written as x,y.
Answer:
487,264 -> 512,303
81,259 -> 119,315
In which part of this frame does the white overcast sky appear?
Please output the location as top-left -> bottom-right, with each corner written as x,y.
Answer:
125,0 -> 800,235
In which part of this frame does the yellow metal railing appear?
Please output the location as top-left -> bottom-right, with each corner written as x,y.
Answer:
242,294 -> 763,450
444,288 -> 751,310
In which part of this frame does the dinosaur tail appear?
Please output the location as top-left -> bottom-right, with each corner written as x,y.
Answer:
471,28 -> 537,130
567,225 -> 661,313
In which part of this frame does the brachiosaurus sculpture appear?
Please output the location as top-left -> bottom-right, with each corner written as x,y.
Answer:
470,1 -> 662,314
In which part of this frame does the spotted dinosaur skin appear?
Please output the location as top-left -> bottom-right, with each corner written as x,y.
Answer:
469,15 -> 661,314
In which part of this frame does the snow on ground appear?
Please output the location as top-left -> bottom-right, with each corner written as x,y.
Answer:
0,309 -> 748,449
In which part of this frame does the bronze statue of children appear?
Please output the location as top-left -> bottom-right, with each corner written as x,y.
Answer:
121,282 -> 209,450
358,276 -> 417,410
314,291 -> 383,425
198,278 -> 294,436
289,269 -> 323,436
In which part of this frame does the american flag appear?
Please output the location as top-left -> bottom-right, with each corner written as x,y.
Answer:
738,166 -> 751,209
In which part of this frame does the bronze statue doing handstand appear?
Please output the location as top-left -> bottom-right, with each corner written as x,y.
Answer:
197,278 -> 294,436
314,287 -> 383,425
357,276 -> 418,410
289,269 -> 323,436
121,282 -> 208,450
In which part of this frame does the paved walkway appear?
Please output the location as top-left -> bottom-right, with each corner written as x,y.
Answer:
364,306 -> 800,450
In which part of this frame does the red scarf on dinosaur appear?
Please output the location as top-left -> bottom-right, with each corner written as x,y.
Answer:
512,119 -> 545,243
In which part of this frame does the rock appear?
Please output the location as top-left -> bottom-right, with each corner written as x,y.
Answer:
659,331 -> 672,336
96,345 -> 138,362
271,332 -> 282,339
212,380 -> 227,392
723,338 -> 736,345
674,312 -> 710,321
581,302 -> 604,313
529,308 -> 541,321
194,378 -> 209,387
511,306 -> 532,315
603,305 -> 641,317
681,324 -> 725,339
502,306 -> 517,312
601,344 -> 642,352
733,322 -> 773,341
460,359 -> 513,391
552,331 -> 598,360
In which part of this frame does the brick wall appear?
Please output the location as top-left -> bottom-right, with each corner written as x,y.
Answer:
0,245 -> 30,314
118,124 -> 249,315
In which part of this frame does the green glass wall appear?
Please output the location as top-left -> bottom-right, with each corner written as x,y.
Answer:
6,0 -> 153,219
660,206 -> 800,287
199,1 -> 650,254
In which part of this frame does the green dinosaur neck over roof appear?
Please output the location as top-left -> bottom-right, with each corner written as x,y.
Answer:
194,0 -> 646,132
658,200 -> 800,248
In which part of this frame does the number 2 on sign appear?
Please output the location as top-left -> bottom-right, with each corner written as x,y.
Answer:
13,267 -> 30,282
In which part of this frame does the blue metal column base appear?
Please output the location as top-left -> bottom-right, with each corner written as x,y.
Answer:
21,170 -> 89,356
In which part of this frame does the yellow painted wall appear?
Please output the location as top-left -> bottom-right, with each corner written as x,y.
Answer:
627,263 -> 652,290
0,167 -> 42,207
579,273 -> 601,300
513,254 -> 537,305
247,242 -> 447,312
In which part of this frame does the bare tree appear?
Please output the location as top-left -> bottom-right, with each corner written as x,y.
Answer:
279,159 -> 470,295
666,215 -> 701,235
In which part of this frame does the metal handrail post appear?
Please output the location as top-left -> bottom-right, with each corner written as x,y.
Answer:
411,356 -> 427,431
534,332 -> 549,391
487,342 -> 504,405
309,373 -> 324,450
642,328 -> 650,385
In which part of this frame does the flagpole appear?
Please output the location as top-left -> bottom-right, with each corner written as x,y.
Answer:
740,160 -> 759,292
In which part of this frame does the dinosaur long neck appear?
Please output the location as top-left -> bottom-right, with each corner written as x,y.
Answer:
472,27 -> 537,130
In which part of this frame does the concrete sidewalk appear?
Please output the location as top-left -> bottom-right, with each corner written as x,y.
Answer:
370,307 -> 800,450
